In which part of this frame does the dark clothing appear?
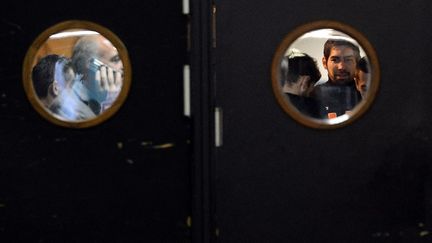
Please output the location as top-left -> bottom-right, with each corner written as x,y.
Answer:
311,80 -> 362,119
286,93 -> 320,119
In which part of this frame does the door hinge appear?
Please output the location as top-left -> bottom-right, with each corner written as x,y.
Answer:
215,107 -> 222,147
183,65 -> 191,117
182,0 -> 190,14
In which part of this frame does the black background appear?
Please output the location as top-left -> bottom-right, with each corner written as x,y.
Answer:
0,1 -> 192,242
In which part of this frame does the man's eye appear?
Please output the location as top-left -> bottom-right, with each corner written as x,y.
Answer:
111,56 -> 121,63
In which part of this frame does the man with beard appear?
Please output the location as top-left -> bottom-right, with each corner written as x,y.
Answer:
311,39 -> 362,119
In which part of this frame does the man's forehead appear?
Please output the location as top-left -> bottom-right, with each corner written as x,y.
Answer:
98,44 -> 118,59
329,46 -> 356,56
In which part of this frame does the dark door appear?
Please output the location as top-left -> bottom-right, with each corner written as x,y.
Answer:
212,0 -> 432,242
0,1 -> 193,242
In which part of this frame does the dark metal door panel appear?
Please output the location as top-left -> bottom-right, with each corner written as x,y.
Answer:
213,0 -> 432,242
0,1 -> 192,242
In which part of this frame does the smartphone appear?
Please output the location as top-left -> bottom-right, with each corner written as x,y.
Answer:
86,58 -> 108,107
89,57 -> 105,74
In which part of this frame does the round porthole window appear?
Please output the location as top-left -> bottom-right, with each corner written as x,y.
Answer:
271,20 -> 380,129
23,20 -> 132,128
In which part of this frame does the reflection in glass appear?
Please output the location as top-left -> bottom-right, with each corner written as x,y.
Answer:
273,24 -> 378,128
30,29 -> 124,122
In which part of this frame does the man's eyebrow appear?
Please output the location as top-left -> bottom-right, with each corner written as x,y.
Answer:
330,54 -> 355,58
343,55 -> 356,59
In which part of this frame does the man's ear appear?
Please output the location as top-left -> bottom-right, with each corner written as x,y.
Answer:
322,57 -> 327,70
52,81 -> 60,96
354,72 -> 364,91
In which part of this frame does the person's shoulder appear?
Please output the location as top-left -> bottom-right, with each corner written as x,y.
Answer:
313,80 -> 331,89
314,79 -> 328,86
311,80 -> 329,95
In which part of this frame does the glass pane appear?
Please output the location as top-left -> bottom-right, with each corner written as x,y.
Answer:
23,21 -> 131,128
272,21 -> 380,129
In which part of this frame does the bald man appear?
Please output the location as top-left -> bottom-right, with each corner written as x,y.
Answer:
71,34 -> 123,114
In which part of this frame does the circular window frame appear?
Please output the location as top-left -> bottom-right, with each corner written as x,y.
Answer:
22,20 -> 132,128
271,20 -> 380,129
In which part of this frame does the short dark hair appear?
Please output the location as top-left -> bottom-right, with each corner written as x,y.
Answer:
32,54 -> 60,98
357,56 -> 369,73
281,53 -> 321,85
323,39 -> 360,61
32,55 -> 74,99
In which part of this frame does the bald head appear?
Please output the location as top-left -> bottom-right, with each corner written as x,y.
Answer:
71,34 -> 123,76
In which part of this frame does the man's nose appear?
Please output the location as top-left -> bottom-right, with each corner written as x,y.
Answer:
337,61 -> 346,69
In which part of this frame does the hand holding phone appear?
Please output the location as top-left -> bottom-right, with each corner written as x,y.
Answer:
89,58 -> 123,91
97,65 -> 122,92
87,58 -> 123,111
